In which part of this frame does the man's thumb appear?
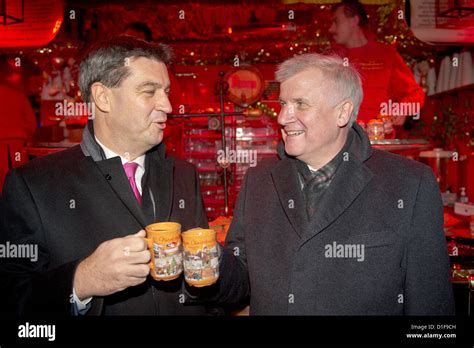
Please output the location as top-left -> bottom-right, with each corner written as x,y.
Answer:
126,229 -> 146,238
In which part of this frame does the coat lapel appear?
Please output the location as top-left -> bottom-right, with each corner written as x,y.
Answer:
271,157 -> 307,238
94,157 -> 148,229
142,150 -> 174,224
301,155 -> 374,247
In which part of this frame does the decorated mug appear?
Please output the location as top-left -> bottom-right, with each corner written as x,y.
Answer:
182,228 -> 219,287
145,222 -> 183,281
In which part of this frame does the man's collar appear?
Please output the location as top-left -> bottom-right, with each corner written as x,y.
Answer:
94,136 -> 145,168
80,121 -> 167,163
296,133 -> 351,185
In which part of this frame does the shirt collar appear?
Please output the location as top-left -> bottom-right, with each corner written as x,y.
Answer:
94,136 -> 145,168
301,152 -> 341,185
297,131 -> 354,185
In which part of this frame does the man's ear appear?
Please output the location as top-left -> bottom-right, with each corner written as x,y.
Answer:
350,15 -> 360,29
336,100 -> 353,127
90,82 -> 111,113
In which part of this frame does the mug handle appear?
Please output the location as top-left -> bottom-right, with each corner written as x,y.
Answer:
144,238 -> 155,272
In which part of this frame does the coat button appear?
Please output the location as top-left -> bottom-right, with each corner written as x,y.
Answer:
105,174 -> 112,180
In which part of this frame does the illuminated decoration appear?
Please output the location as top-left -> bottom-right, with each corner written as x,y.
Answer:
4,1 -> 439,69
224,65 -> 265,108
0,0 -> 24,25
52,19 -> 61,34
254,101 -> 278,118
0,0 -> 63,47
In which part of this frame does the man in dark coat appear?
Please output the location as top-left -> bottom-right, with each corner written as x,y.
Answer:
214,53 -> 455,315
0,36 -> 213,316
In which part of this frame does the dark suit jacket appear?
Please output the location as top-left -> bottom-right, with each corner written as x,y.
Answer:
216,123 -> 455,315
0,123 -> 213,316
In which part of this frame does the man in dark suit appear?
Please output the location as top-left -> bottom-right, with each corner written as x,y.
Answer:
214,53 -> 455,315
0,36 -> 213,316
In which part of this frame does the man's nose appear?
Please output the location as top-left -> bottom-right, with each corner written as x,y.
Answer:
277,105 -> 295,126
329,23 -> 336,34
156,93 -> 173,114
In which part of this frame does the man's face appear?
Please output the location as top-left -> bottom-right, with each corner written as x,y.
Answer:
107,57 -> 172,155
278,69 -> 345,167
329,7 -> 356,46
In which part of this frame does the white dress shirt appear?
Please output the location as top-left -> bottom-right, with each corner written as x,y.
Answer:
95,136 -> 146,195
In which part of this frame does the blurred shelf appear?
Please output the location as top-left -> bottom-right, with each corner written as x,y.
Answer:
180,111 -> 280,220
30,140 -> 79,148
429,83 -> 474,99
371,139 -> 433,152
183,152 -> 218,159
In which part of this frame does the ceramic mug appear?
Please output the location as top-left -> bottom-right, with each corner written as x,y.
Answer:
182,228 -> 219,287
145,222 -> 183,281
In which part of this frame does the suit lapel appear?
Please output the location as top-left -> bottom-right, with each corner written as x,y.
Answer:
142,151 -> 174,224
301,156 -> 374,246
271,157 -> 307,238
93,157 -> 148,229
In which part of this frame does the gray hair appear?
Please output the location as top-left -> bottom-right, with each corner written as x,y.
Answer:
276,53 -> 363,125
78,35 -> 172,103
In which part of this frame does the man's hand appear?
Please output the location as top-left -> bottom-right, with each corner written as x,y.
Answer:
73,230 -> 151,300
392,115 -> 406,126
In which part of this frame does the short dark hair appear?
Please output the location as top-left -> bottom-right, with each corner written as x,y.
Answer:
78,35 -> 172,103
125,22 -> 153,42
332,0 -> 369,27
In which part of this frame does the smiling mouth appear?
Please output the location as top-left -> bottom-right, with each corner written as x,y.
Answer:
285,130 -> 305,137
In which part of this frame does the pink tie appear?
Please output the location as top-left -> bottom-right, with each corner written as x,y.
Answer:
123,162 -> 141,205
